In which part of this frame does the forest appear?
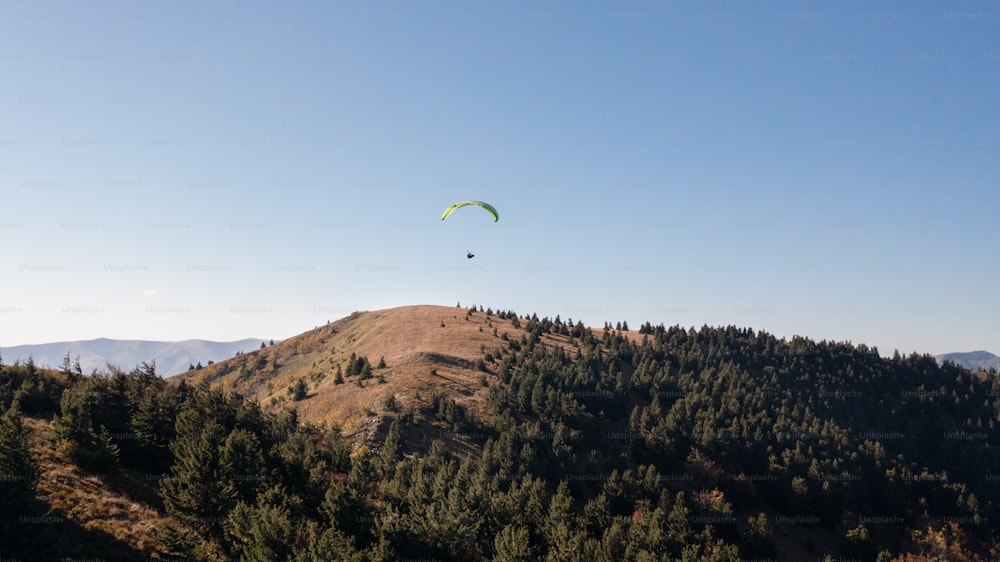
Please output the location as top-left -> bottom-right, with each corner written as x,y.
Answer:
2,307 -> 999,560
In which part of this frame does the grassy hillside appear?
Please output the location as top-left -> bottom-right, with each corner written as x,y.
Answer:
178,304 -> 587,445
0,368 -> 202,560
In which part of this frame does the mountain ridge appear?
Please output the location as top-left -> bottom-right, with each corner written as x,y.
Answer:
935,350 -> 1000,371
1,337 -> 266,377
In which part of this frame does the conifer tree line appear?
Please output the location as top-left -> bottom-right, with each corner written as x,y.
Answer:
1,308 -> 998,559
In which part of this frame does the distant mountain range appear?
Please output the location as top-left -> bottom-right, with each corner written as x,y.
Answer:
0,338 -> 267,377
935,350 -> 1000,371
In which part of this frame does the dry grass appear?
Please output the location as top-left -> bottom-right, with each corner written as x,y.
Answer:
180,304 -> 587,444
23,416 -> 186,557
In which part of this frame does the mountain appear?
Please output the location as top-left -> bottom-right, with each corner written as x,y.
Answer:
0,337 -> 265,377
179,304 -> 549,438
6,304 -> 999,560
935,350 -> 1000,371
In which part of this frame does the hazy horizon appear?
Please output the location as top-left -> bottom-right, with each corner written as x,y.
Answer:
2,305 -> 997,362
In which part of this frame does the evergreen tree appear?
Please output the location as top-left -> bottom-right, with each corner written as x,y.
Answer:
224,485 -> 296,561
60,351 -> 72,378
346,353 -> 361,376
0,404 -> 38,522
742,512 -> 777,558
545,481 -> 583,561
290,378 -> 308,401
379,416 -> 403,475
844,524 -> 876,560
309,524 -> 364,561
666,492 -> 692,549
161,418 -> 236,536
52,380 -> 119,469
129,388 -> 180,471
220,428 -> 267,503
493,524 -> 534,562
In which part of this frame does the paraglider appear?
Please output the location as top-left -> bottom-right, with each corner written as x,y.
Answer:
440,201 -> 499,222
441,201 -> 498,259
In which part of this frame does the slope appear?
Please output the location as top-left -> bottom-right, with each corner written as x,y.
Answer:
177,305 -> 588,440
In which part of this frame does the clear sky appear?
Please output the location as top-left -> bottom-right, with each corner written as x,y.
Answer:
1,1 -> 997,356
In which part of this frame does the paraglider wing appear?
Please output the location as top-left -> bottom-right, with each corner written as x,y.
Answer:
440,201 -> 499,222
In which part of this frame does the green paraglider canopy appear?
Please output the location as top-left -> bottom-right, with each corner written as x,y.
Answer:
441,201 -> 499,222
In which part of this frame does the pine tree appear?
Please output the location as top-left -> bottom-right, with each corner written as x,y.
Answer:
224,485 -> 296,561
52,381 -> 119,469
346,353 -> 360,376
545,481 -> 583,561
666,492 -> 692,548
290,378 -> 308,401
161,418 -> 236,536
742,512 -> 777,558
379,416 -> 403,475
220,428 -> 267,503
61,351 -> 72,377
157,522 -> 201,559
310,527 -> 363,561
494,524 -> 534,562
129,389 -> 179,471
0,404 -> 38,521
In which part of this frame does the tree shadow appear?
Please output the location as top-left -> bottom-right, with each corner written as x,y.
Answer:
3,499 -> 154,561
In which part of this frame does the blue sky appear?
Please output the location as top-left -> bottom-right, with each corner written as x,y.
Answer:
1,1 -> 998,356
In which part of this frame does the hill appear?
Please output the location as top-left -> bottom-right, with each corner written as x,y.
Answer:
1,337 -> 265,377
3,304 -> 999,560
936,350 -> 1000,372
177,304 -> 588,442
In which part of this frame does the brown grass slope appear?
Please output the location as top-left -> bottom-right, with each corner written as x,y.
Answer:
18,414 -> 196,560
177,304 -> 595,444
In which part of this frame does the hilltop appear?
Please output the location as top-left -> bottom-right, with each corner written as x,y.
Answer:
178,304 -> 611,443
